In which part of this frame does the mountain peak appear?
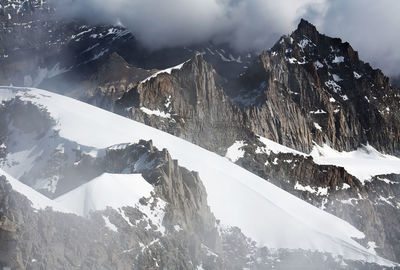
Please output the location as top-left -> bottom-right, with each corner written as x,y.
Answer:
293,19 -> 320,43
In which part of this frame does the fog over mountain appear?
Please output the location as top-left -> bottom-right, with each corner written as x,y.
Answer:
56,0 -> 400,76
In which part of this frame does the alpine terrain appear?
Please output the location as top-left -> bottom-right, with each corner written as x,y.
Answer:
0,1 -> 400,269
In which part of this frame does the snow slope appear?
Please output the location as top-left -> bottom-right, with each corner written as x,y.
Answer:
0,87 -> 395,265
55,173 -> 153,216
254,134 -> 400,184
311,144 -> 400,184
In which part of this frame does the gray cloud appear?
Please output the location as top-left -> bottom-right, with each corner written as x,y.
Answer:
305,0 -> 400,76
57,0 -> 400,76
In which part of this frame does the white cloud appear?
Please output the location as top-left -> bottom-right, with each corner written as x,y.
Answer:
58,0 -> 400,76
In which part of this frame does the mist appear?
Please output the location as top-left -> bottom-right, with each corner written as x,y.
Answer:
55,0 -> 400,76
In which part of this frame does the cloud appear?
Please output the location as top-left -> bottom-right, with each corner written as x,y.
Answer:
304,0 -> 400,76
56,0 -> 322,50
56,0 -> 400,76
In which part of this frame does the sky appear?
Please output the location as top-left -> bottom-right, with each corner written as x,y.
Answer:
58,0 -> 400,76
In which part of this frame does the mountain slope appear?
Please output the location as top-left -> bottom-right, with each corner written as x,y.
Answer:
0,86 -> 395,266
110,21 -> 400,261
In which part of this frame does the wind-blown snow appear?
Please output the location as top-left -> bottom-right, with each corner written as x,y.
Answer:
0,87 -> 396,265
141,60 -> 189,83
256,135 -> 305,156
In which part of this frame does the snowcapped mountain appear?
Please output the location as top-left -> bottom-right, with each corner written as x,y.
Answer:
1,1 -> 400,269
0,87 -> 396,269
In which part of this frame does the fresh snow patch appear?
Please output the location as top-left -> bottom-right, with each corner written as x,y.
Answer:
325,80 -> 341,93
103,215 -> 118,232
136,197 -> 167,235
165,95 -> 172,108
314,122 -> 322,131
256,135 -> 305,156
332,56 -> 344,64
315,60 -> 324,69
367,242 -> 378,255
317,187 -> 328,196
342,183 -> 351,190
298,38 -> 315,50
353,71 -> 362,79
310,109 -> 327,114
141,60 -> 189,83
294,182 -> 316,194
55,173 -> 153,216
329,97 -> 336,103
174,225 -> 183,232
225,141 -> 246,162
332,74 -> 343,82
311,144 -> 400,184
341,94 -> 349,101
294,182 -> 328,196
287,57 -> 298,64
140,107 -> 171,118
376,177 -> 396,185
1,87 -> 396,265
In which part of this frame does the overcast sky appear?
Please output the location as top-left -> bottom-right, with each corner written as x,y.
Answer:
59,0 -> 400,76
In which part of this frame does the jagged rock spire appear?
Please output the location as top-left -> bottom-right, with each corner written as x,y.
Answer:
293,18 -> 320,44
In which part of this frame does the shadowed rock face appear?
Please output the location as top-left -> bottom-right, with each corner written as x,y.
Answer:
115,54 -> 250,155
236,19 -> 400,155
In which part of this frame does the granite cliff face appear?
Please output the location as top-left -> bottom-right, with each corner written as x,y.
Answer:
115,55 -> 250,155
